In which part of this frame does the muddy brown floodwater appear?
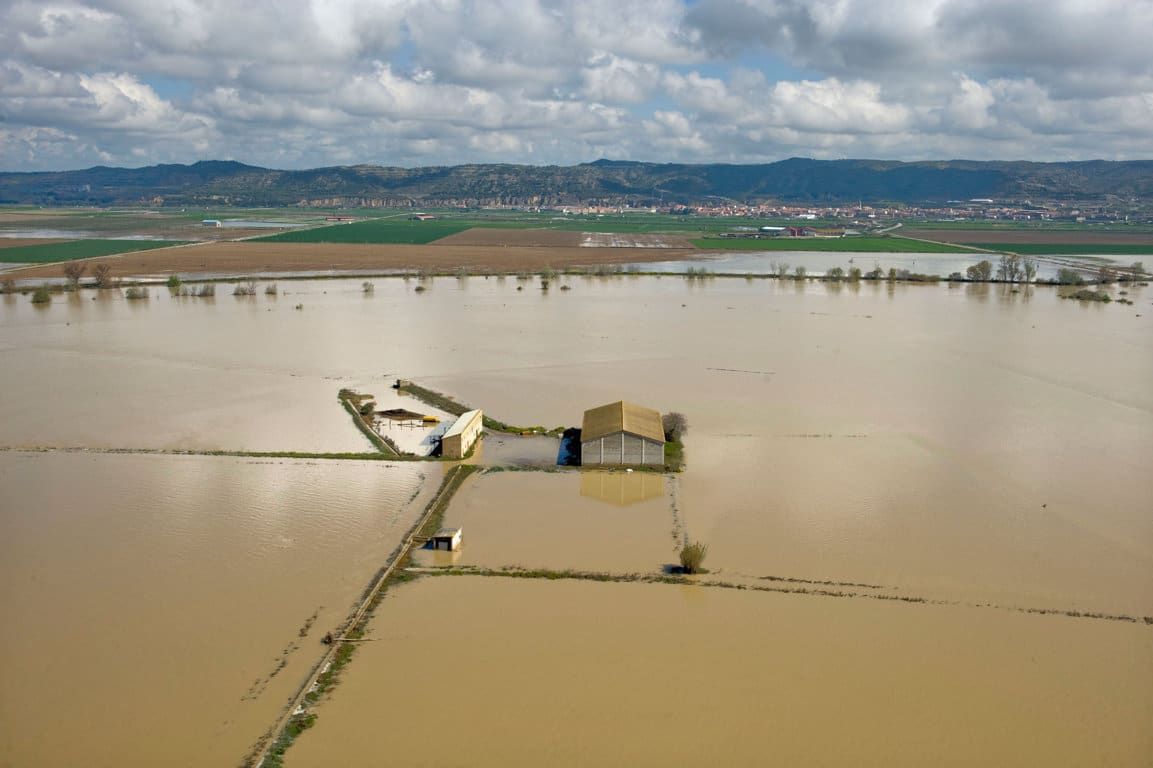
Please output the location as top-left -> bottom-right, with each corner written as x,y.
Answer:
0,452 -> 434,767
287,576 -> 1153,768
1,275 -> 1150,765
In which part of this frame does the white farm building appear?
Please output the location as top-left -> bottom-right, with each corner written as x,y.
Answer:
580,401 -> 665,467
441,409 -> 483,459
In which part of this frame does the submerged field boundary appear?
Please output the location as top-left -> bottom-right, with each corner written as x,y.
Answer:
0,446 -> 400,461
413,566 -> 1153,628
245,463 -> 478,768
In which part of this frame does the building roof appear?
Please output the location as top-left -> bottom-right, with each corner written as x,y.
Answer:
443,409 -> 482,438
582,401 -> 664,444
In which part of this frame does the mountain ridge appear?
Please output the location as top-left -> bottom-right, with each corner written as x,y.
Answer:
2,158 -> 1151,207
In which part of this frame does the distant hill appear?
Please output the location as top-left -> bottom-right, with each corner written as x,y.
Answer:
2,158 -> 1152,207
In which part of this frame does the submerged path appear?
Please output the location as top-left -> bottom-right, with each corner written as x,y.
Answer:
245,463 -> 475,768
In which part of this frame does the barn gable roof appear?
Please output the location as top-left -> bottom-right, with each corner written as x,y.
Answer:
582,401 -> 664,444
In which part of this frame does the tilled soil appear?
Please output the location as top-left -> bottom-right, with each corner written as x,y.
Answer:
0,238 -> 76,249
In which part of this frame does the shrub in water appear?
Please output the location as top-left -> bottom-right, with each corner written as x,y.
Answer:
679,541 -> 708,574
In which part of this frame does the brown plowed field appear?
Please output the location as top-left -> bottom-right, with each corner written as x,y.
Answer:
905,229 -> 1153,245
9,241 -> 700,280
0,238 -> 75,249
433,228 -> 583,247
0,213 -> 71,223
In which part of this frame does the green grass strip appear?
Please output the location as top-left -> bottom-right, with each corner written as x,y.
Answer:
256,218 -> 473,245
0,239 -> 188,263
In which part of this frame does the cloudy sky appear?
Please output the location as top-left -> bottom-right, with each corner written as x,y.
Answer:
2,0 -> 1151,171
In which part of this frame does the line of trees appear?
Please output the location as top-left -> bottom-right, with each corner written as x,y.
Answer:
963,255 -> 1038,283
966,257 -> 1145,286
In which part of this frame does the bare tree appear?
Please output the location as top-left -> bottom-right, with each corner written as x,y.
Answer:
996,254 -> 1022,282
62,261 -> 86,289
771,260 -> 790,278
662,411 -> 688,442
92,263 -> 113,288
1022,256 -> 1038,283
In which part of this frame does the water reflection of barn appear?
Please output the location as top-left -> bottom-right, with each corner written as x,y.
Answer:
580,401 -> 665,467
580,471 -> 665,506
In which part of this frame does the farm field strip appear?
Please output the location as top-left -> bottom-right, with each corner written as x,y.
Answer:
905,228 -> 1153,245
0,239 -> 190,264
580,232 -> 694,248
5,241 -> 701,279
969,243 -> 1153,256
0,238 -> 75,249
691,236 -> 976,253
257,218 -> 476,244
432,227 -> 584,248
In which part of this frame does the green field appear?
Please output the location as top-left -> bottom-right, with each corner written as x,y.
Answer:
691,236 -> 977,253
0,239 -> 188,264
970,243 -> 1153,256
900,220 -> 1153,234
255,211 -> 753,243
256,218 -> 477,244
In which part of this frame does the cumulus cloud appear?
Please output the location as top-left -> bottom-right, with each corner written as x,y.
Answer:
0,0 -> 1151,170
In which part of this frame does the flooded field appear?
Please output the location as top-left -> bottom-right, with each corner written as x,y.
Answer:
2,274 -> 1150,765
0,451 -> 431,767
631,248 -> 1115,279
411,471 -> 678,572
288,576 -> 1153,767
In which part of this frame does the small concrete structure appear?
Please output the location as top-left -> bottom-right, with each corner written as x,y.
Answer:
441,409 -> 483,459
201,219 -> 222,227
581,401 -> 665,467
430,527 -> 462,551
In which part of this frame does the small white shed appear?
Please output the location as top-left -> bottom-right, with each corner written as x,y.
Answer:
430,528 -> 463,551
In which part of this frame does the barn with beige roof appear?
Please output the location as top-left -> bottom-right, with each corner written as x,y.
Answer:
580,401 -> 665,467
